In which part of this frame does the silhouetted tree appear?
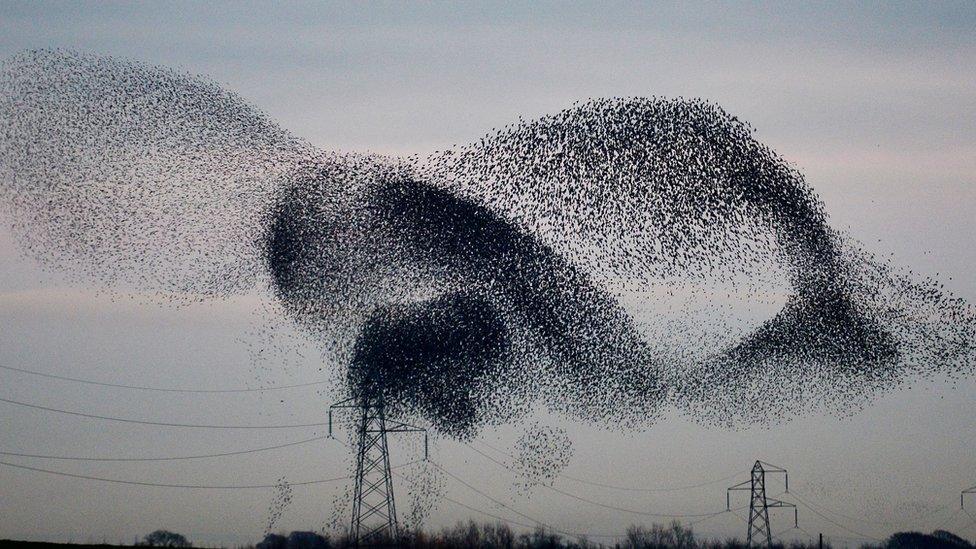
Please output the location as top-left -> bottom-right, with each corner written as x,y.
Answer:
256,533 -> 287,549
137,529 -> 191,547
884,530 -> 973,549
518,526 -> 562,549
625,521 -> 696,549
932,530 -> 974,548
257,531 -> 332,549
287,531 -> 331,549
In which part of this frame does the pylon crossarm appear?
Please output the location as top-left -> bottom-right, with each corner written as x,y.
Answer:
963,486 -> 976,509
766,499 -> 796,508
384,418 -> 426,431
384,426 -> 426,433
328,396 -> 359,410
329,396 -> 367,437
757,461 -> 787,473
765,499 -> 798,528
371,418 -> 428,459
757,461 -> 789,492
728,480 -> 753,511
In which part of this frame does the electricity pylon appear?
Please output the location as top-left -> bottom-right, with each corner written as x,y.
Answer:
963,485 -> 976,509
329,393 -> 427,546
728,461 -> 797,547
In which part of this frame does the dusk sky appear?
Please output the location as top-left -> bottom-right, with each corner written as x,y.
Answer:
1,2 -> 975,547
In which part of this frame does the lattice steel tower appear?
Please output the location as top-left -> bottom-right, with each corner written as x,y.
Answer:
728,461 -> 797,547
330,394 -> 427,546
351,393 -> 396,544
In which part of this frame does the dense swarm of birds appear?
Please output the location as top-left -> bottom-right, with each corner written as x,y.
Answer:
266,476 -> 295,536
1,49 -> 974,439
401,461 -> 444,532
326,482 -> 354,535
512,422 -> 573,494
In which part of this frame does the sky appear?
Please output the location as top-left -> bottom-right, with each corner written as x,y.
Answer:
0,1 -> 975,546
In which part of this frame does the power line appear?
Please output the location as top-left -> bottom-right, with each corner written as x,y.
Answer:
931,508 -> 962,533
0,363 -> 330,393
475,439 -> 745,493
432,452 -> 750,540
333,438 -> 546,534
0,459 -> 351,489
729,508 -> 750,526
0,434 -> 330,461
0,395 -> 330,429
771,525 -> 799,543
790,488 -> 946,528
428,460 -> 550,530
795,524 -> 817,542
789,492 -> 882,542
345,435 -> 626,541
687,508 -> 735,529
0,441 -> 422,490
543,478 -> 729,519
558,468 -> 747,493
462,440 -> 727,518
413,461 -> 625,540
961,509 -> 976,533
439,494 -> 541,531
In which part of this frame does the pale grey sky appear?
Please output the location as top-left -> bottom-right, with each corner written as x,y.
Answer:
0,2 -> 975,547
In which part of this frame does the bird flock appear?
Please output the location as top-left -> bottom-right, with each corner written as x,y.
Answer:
266,476 -> 295,536
513,422 -> 573,494
1,49 -> 973,441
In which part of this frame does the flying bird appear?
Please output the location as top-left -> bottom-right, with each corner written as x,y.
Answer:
1,49 -> 972,437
